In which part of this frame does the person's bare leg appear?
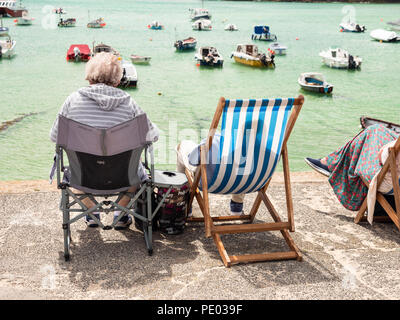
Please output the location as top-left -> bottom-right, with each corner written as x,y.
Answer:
118,186 -> 137,207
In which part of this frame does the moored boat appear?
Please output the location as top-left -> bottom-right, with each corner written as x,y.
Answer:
14,12 -> 33,25
0,0 -> 27,18
130,54 -> 151,64
251,26 -> 277,42
195,46 -> 223,67
66,44 -> 91,62
53,8 -> 66,15
58,17 -> 76,28
93,42 -> 120,57
87,17 -> 106,28
192,19 -> 212,31
340,21 -> 366,33
269,42 -> 287,55
360,116 -> 400,134
224,24 -> 238,31
231,44 -> 275,68
189,8 -> 211,21
174,37 -> 197,51
148,21 -> 163,30
120,59 -> 138,88
319,47 -> 362,70
370,29 -> 400,42
0,32 -> 16,59
387,19 -> 400,32
298,72 -> 333,94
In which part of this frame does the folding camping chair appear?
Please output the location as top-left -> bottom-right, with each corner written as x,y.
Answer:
54,114 -> 167,261
185,96 -> 304,267
354,137 -> 400,230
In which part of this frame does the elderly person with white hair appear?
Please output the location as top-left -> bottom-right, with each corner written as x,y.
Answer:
50,52 -> 159,229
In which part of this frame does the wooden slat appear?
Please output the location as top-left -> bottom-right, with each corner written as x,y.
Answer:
187,214 -> 252,223
354,198 -> 368,224
200,145 -> 213,238
213,234 -> 231,268
212,222 -> 290,235
229,251 -> 298,264
281,146 -> 294,232
376,193 -> 400,230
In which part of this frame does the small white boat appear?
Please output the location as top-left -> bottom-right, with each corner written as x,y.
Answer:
225,24 -> 238,31
14,11 -> 33,25
148,21 -> 163,30
319,48 -> 362,70
130,54 -> 151,64
387,19 -> 400,32
87,17 -> 106,28
192,19 -> 212,31
120,59 -> 138,88
189,8 -> 211,21
195,46 -> 223,67
269,42 -> 287,55
340,22 -> 366,33
0,33 -> 16,58
298,72 -> 333,94
370,29 -> 400,42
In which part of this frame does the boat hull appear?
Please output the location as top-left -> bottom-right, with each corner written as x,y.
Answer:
131,57 -> 151,64
0,7 -> 27,18
251,33 -> 277,42
233,56 -> 274,68
175,42 -> 197,51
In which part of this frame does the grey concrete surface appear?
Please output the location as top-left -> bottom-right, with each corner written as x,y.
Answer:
0,180 -> 399,300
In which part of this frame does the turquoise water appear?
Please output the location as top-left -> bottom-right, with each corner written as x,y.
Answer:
0,0 -> 399,180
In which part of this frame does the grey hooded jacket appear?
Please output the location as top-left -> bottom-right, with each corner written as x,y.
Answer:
50,83 -> 159,143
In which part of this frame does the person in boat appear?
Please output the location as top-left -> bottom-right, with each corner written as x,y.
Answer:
176,137 -> 246,216
49,52 -> 159,229
305,124 -> 399,221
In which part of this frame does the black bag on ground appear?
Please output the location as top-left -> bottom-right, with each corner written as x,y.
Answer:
156,184 -> 189,235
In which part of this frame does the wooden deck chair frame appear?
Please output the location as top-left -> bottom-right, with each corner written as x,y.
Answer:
355,137 -> 400,230
185,95 -> 304,267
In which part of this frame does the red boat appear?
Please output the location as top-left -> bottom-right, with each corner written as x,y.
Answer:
66,44 -> 91,62
0,1 -> 27,18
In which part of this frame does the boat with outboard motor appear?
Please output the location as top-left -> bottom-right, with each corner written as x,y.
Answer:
66,44 -> 91,62
231,44 -> 275,68
58,17 -> 76,28
251,26 -> 277,41
340,21 -> 366,33
148,21 -> 163,30
319,47 -> 362,70
192,18 -> 212,31
87,17 -> 106,28
195,46 -> 223,67
174,37 -> 197,51
298,72 -> 333,94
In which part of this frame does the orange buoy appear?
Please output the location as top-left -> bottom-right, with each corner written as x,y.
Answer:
296,37 -> 299,40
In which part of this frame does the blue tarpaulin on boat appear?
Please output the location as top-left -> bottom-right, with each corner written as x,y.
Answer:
254,26 -> 269,34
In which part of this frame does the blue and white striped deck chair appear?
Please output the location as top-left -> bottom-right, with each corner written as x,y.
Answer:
186,95 -> 304,267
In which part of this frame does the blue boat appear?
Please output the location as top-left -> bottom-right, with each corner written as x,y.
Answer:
148,21 -> 163,30
174,37 -> 197,51
251,26 -> 277,42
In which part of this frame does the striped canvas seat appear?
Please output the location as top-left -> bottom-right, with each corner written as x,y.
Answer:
207,98 -> 295,195
185,96 -> 304,267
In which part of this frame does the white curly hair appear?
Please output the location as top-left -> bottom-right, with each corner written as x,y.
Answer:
85,52 -> 123,87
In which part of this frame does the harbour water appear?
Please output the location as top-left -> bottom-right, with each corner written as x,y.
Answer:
0,0 -> 399,180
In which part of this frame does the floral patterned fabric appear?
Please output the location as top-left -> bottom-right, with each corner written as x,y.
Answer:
326,124 -> 399,211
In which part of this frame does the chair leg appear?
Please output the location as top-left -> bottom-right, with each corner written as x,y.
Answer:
354,198 -> 368,224
62,189 -> 71,261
